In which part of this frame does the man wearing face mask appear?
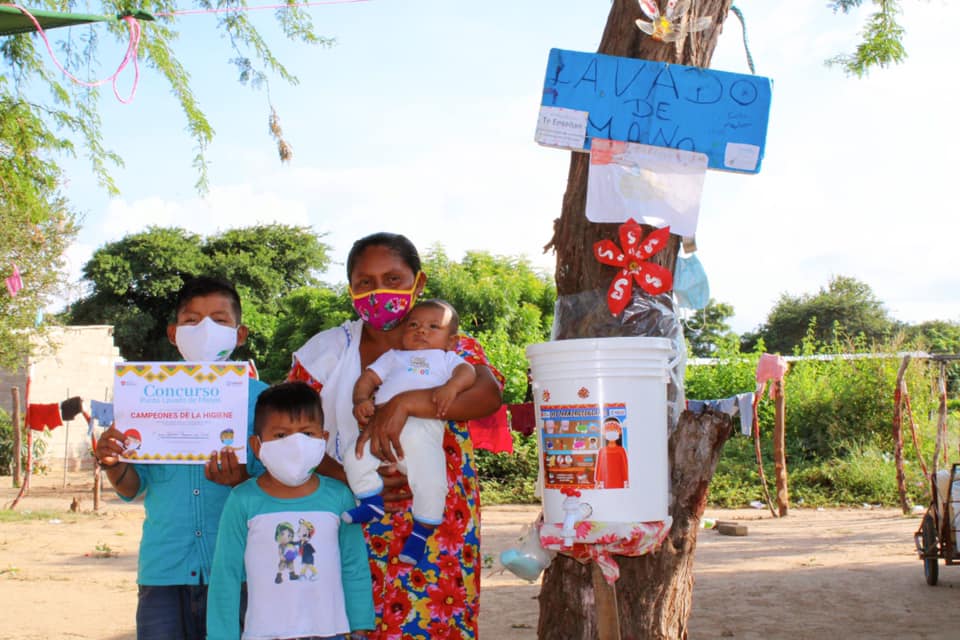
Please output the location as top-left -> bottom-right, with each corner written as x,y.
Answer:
94,276 -> 269,640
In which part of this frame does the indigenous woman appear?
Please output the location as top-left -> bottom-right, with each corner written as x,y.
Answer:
288,232 -> 502,639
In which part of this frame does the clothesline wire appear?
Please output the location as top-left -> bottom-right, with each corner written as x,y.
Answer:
155,0 -> 371,18
689,351 -> 938,367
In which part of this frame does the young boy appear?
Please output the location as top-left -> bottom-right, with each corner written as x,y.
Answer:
94,276 -> 268,639
207,382 -> 374,639
344,299 -> 476,564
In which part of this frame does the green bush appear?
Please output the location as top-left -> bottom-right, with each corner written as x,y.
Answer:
0,409 -> 12,475
0,409 -> 47,477
476,430 -> 539,504
691,330 -> 945,507
473,333 -> 950,509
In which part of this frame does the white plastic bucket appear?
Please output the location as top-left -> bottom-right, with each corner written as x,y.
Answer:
526,337 -> 673,524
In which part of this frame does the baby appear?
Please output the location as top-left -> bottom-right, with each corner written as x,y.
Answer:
343,299 -> 476,564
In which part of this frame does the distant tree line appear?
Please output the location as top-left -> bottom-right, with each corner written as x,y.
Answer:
64,226 -> 960,400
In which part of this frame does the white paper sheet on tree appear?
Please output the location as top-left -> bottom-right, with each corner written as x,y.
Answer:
585,140 -> 708,236
113,362 -> 250,464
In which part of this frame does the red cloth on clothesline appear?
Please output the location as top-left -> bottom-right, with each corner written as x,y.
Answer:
26,403 -> 62,431
507,402 -> 536,436
468,405 -> 512,454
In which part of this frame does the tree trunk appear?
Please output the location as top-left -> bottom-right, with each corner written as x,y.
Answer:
540,1 -> 736,638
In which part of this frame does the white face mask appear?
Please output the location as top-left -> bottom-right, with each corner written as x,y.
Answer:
257,433 -> 327,487
174,317 -> 239,361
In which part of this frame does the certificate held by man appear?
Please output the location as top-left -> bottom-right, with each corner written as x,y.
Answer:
114,362 -> 250,464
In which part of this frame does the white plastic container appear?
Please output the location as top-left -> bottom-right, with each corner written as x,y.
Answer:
527,337 -> 673,525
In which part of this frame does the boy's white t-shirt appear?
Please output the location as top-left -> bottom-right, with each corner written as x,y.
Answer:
369,348 -> 467,404
206,478 -> 374,640
242,510 -> 346,638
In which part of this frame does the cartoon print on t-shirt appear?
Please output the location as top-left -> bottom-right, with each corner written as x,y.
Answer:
274,522 -> 299,584
297,518 -> 318,580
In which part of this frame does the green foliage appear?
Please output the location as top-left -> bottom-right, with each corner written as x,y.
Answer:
422,247 -> 555,344
259,286 -> 352,383
786,347 -> 888,459
708,439 -> 929,508
204,225 -> 331,367
903,321 -> 960,392
68,224 -> 330,366
0,98 -> 80,371
474,328 -> 531,405
2,0 -> 333,193
69,227 -> 211,361
827,0 -> 907,77
691,330 -> 943,507
683,299 -> 738,357
422,247 -> 555,403
743,276 -> 895,355
0,509 -> 84,523
789,444 -> 926,507
476,431 -> 539,504
0,410 -> 12,476
685,336 -> 759,400
0,409 -> 47,477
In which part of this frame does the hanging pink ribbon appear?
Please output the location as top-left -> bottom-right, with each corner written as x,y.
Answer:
2,3 -> 141,103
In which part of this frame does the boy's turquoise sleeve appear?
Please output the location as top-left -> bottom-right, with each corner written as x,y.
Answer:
246,378 -> 269,478
339,489 -> 375,631
206,488 -> 248,639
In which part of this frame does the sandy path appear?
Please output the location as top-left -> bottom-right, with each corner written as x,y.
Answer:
2,474 -> 956,639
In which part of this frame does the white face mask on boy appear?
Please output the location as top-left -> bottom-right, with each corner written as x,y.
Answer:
257,433 -> 327,487
174,317 -> 239,361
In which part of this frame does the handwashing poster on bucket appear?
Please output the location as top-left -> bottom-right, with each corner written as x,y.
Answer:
541,403 -> 628,490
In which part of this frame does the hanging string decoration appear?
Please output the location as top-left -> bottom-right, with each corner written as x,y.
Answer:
5,262 -> 23,297
0,3 -> 144,103
268,107 -> 293,163
593,218 -> 673,316
0,0 -> 372,105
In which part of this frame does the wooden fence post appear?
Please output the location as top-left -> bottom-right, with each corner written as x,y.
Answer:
11,387 -> 21,488
893,356 -> 911,514
773,379 -> 789,516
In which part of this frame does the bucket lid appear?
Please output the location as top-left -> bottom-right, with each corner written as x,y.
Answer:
527,336 -> 673,358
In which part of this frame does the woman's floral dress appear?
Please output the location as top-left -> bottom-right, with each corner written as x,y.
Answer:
290,334 -> 502,640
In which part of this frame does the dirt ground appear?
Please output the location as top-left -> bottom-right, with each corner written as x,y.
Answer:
1,472 -> 957,640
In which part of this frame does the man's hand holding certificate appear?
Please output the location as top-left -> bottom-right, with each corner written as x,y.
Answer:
114,362 -> 250,464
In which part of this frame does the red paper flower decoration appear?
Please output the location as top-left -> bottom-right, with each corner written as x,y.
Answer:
593,219 -> 673,315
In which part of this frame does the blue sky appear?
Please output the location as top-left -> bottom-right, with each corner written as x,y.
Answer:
57,0 -> 959,333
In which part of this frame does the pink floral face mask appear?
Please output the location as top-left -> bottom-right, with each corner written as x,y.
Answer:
349,274 -> 421,331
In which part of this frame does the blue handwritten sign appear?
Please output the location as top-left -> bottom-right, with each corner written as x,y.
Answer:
538,48 -> 773,173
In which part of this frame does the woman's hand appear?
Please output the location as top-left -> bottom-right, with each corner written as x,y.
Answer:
355,392 -> 412,463
354,365 -> 502,462
378,464 -> 412,511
